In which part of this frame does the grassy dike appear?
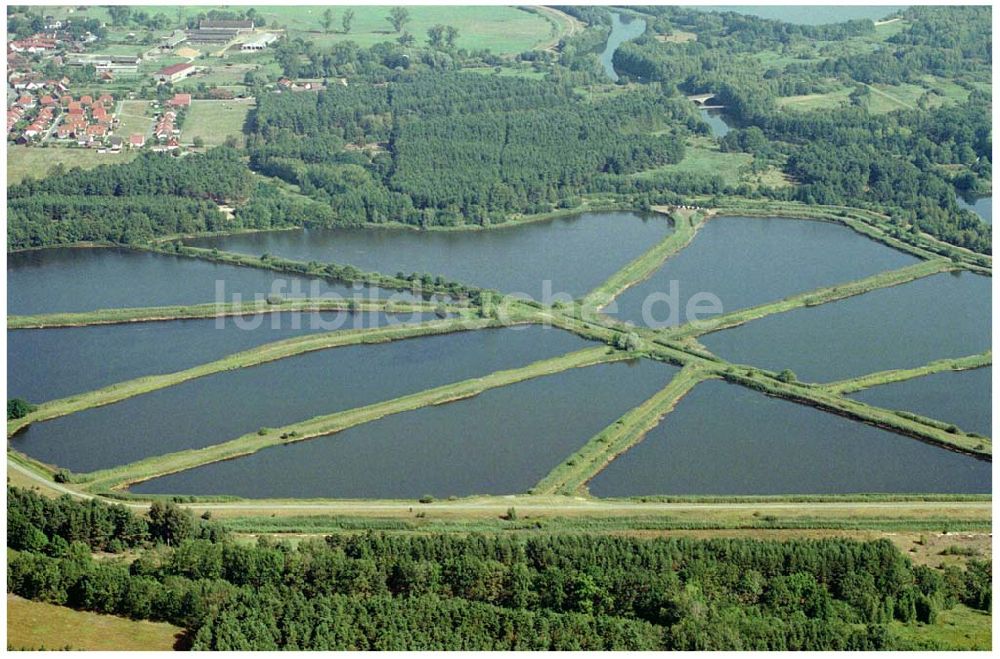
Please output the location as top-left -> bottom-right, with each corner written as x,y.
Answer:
533,365 -> 714,495
530,310 -> 991,458
581,208 -> 706,309
662,258 -> 954,340
6,317 -> 501,437
824,352 -> 992,394
8,298 -> 461,329
76,346 -> 630,492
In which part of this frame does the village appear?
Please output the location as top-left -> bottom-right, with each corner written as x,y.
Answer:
7,10 -> 280,172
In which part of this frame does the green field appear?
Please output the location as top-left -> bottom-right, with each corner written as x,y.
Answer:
116,100 -> 154,138
778,88 -> 853,111
182,99 -> 254,146
890,605 -> 992,650
6,146 -> 140,185
263,6 -> 558,53
6,595 -> 185,651
632,139 -> 752,187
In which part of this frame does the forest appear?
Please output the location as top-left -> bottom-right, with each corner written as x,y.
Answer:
8,6 -> 990,253
6,148 -> 262,249
6,489 -> 992,650
247,73 -> 694,226
614,5 -> 992,253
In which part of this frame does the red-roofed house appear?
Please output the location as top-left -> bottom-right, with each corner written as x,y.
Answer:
98,93 -> 114,105
86,124 -> 108,137
168,93 -> 192,108
60,95 -> 72,106
92,105 -> 107,119
156,62 -> 194,83
17,96 -> 35,108
80,95 -> 93,106
39,95 -> 55,106
130,133 -> 146,148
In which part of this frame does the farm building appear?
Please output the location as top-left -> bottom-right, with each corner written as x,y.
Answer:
156,62 -> 195,83
241,33 -> 278,52
160,30 -> 188,50
199,19 -> 254,32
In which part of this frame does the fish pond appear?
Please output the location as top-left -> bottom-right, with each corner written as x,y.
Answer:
588,379 -> 991,497
11,325 -> 589,473
131,359 -> 676,499
700,271 -> 991,382
187,212 -> 673,299
608,216 -> 918,328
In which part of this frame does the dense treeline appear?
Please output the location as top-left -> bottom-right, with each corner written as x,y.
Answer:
7,488 -> 225,554
6,489 -> 991,650
7,148 -> 261,250
609,5 -> 992,253
248,74 -> 692,226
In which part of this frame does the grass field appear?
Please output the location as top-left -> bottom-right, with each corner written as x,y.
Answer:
632,139 -> 752,187
778,88 -> 852,111
280,6 -> 555,53
890,604 -> 992,650
115,100 -> 154,138
182,99 -> 254,146
6,595 -> 185,651
6,146 -> 140,185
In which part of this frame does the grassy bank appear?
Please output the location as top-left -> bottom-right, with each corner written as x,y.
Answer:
216,512 -> 991,534
78,346 -> 628,492
717,371 -> 992,457
664,259 -> 953,340
582,208 -> 706,309
534,365 -> 713,495
7,317 -> 496,436
8,298 -> 461,329
825,353 -> 992,394
6,594 -> 186,651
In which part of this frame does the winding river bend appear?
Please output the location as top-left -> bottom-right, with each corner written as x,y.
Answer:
599,12 -> 646,81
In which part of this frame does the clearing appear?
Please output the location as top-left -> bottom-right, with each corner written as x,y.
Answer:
258,6 -> 555,53
115,100 -> 155,138
6,594 -> 185,651
6,145 -> 139,185
182,99 -> 254,146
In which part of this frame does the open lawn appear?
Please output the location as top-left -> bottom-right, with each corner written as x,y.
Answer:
116,100 -> 154,138
890,605 -> 991,650
6,146 -> 140,185
271,6 -> 555,53
182,99 -> 254,146
632,139 -> 752,187
6,595 -> 185,651
778,88 -> 852,111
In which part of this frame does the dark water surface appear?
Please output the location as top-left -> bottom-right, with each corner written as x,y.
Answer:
7,247 -> 402,315
588,380 -> 991,496
11,325 -> 590,472
8,311 -> 430,403
131,359 -> 677,499
600,12 -> 647,81
850,367 -> 992,438
699,108 -> 732,137
701,271 -> 991,382
958,196 -> 992,225
187,212 -> 673,299
609,216 -> 917,327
